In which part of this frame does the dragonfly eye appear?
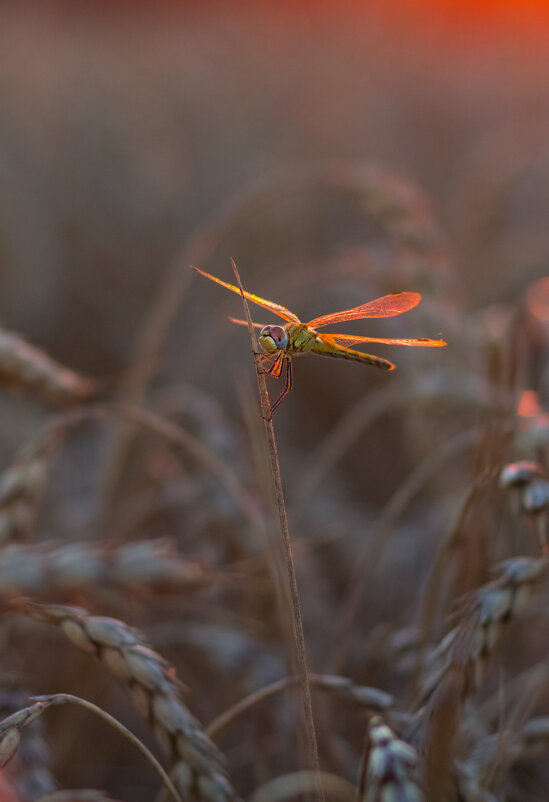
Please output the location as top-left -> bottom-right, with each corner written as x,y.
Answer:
268,326 -> 288,347
259,325 -> 288,353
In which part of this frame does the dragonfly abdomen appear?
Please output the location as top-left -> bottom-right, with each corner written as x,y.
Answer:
313,338 -> 395,370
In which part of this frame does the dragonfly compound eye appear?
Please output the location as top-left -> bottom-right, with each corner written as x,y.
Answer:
268,326 -> 288,348
259,325 -> 288,354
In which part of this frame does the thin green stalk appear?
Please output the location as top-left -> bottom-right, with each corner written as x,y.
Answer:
231,260 -> 323,802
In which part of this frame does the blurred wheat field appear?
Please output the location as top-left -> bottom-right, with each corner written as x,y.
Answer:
3,3 -> 549,801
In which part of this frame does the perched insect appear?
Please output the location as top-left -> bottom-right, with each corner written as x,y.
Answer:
193,266 -> 446,416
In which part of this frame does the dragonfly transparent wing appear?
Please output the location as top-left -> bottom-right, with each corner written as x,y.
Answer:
307,291 -> 421,328
192,267 -> 300,323
228,317 -> 264,329
320,332 -> 447,348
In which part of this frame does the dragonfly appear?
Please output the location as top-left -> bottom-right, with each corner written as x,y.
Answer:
193,266 -> 446,417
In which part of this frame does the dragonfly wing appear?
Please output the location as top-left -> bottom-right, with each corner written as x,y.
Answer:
228,317 -> 264,329
307,291 -> 421,328
192,266 -> 300,323
320,333 -> 447,348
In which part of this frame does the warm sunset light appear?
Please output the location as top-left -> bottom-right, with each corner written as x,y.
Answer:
3,1 -> 549,799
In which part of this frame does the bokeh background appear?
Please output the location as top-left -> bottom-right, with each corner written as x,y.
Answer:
4,1 -> 549,799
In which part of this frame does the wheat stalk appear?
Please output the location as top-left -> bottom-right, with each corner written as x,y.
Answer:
421,555 -> 549,703
0,430 -> 60,545
206,674 -> 396,739
416,555 -> 549,800
14,601 -> 239,802
0,686 -> 55,800
0,326 -> 94,406
0,538 -> 205,600
231,260 -> 323,802
357,717 -> 423,802
0,697 -> 57,768
0,694 -> 182,802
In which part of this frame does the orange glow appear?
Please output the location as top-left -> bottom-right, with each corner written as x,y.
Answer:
377,0 -> 549,47
517,390 -> 542,419
29,0 -> 549,32
409,0 -> 549,15
294,0 -> 549,25
367,0 -> 549,19
527,278 -> 549,323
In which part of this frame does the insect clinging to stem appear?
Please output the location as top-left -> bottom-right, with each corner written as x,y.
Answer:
193,266 -> 446,418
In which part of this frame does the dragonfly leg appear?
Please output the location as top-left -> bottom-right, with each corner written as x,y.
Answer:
258,353 -> 284,377
268,358 -> 293,418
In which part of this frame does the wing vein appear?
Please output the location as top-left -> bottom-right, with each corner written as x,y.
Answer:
192,266 -> 300,323
319,333 -> 447,348
307,292 -> 421,328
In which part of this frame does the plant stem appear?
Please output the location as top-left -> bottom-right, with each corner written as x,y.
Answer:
31,693 -> 182,802
231,260 -> 324,802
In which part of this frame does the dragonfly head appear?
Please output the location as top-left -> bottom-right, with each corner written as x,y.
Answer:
259,325 -> 288,354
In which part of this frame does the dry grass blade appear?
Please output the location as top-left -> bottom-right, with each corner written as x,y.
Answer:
0,695 -> 181,802
0,327 -> 95,406
0,538 -> 205,600
30,694 -> 182,802
231,260 -> 323,802
206,674 -> 395,739
16,601 -> 239,802
357,717 -> 423,802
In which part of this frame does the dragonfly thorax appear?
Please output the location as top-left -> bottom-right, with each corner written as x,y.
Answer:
259,324 -> 289,353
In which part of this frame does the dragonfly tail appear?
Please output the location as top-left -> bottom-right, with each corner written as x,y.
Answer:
313,340 -> 395,370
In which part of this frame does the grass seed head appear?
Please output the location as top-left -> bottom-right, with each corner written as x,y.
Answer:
0,327 -> 95,407
0,700 -> 55,768
499,461 -> 545,490
361,716 -> 423,802
19,601 -> 240,802
0,540 -> 204,601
